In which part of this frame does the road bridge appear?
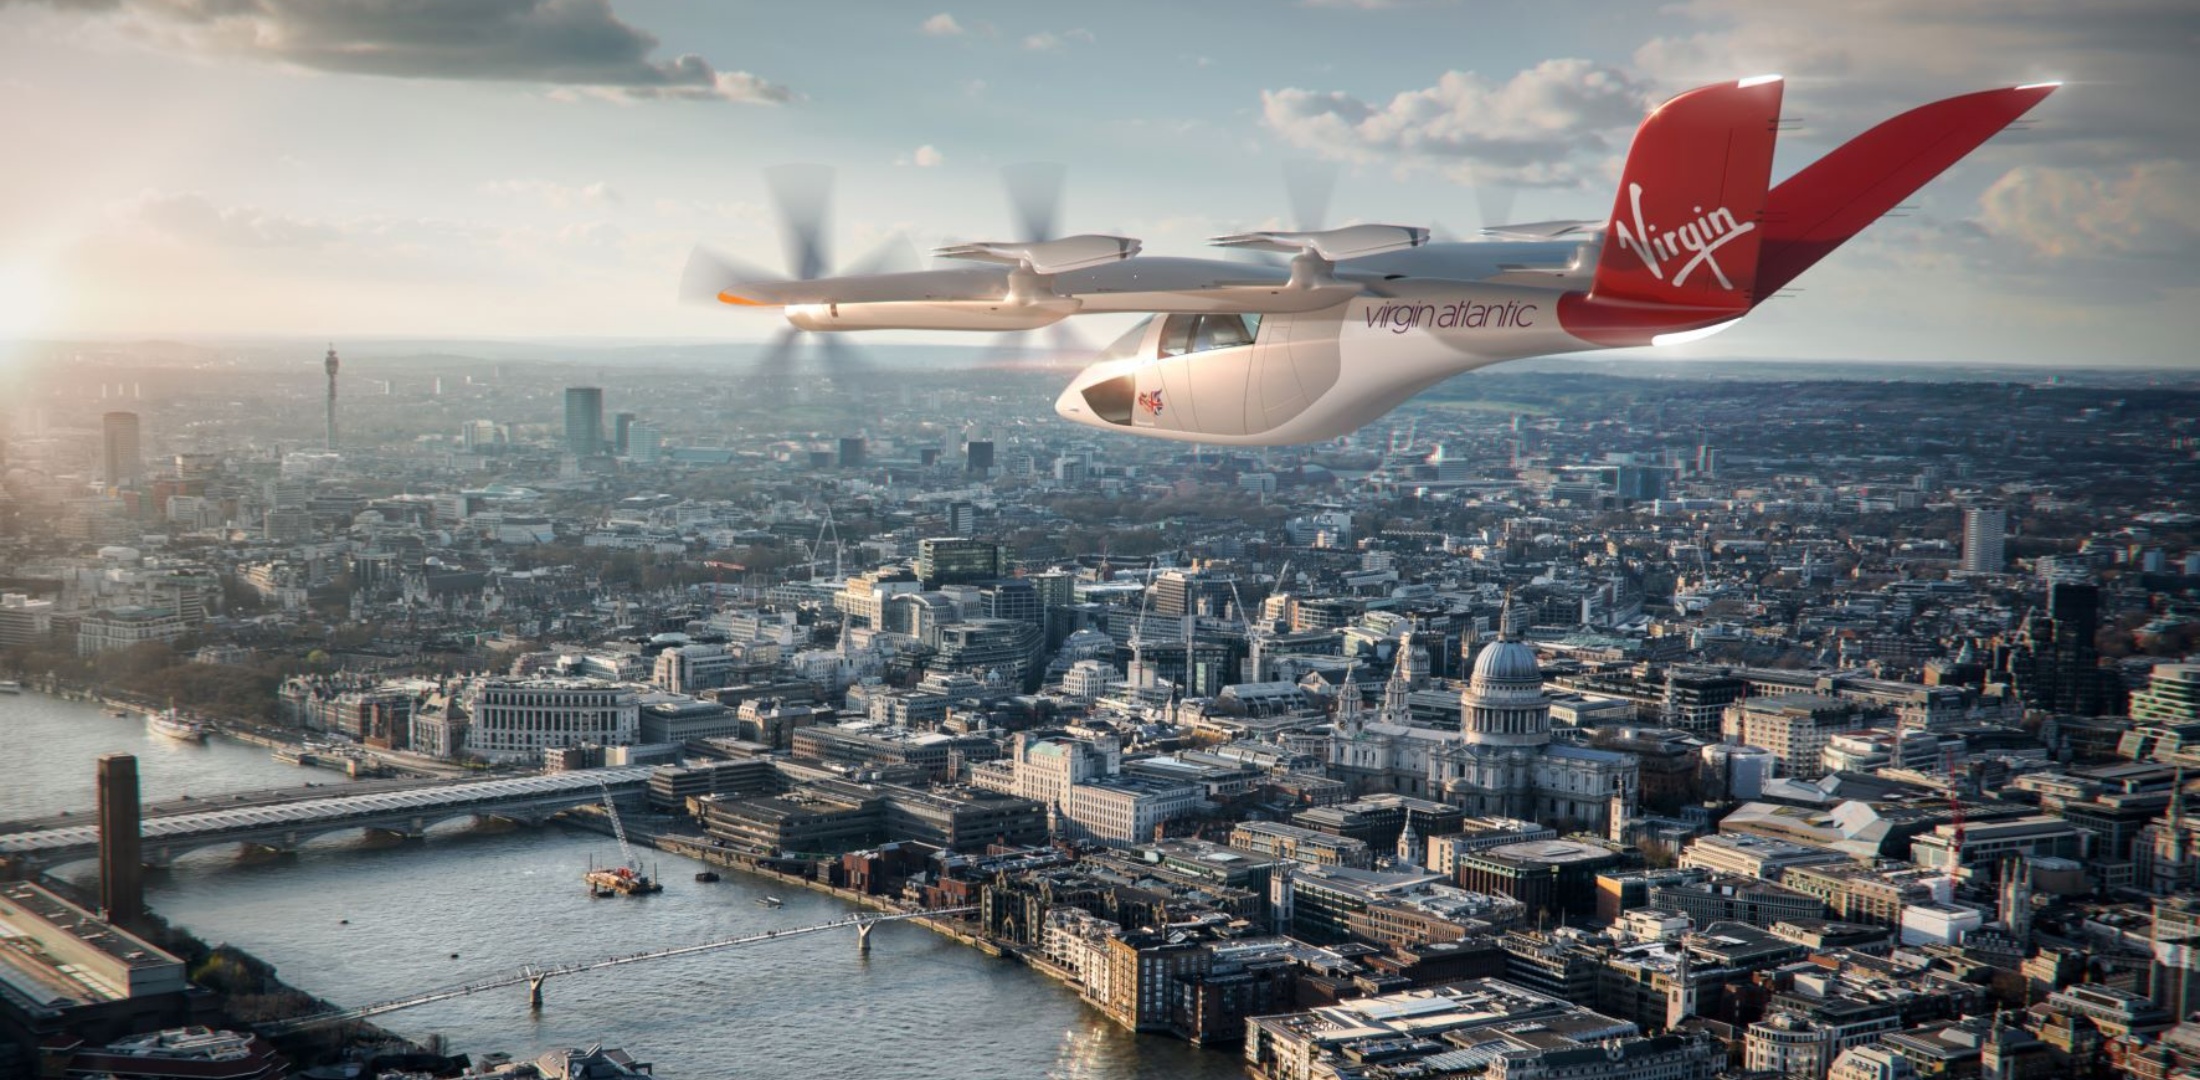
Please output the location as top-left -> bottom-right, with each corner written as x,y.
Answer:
256,906 -> 978,1035
0,767 -> 655,869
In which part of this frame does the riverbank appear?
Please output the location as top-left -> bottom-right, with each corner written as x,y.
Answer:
33,873 -> 428,1069
561,810 -> 1178,1033
560,809 -> 1009,955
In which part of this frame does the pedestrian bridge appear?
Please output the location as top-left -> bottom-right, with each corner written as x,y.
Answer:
0,767 -> 655,869
256,906 -> 980,1035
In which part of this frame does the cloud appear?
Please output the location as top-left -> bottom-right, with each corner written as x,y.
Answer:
1021,27 -> 1093,51
912,145 -> 943,168
480,179 -> 623,209
919,12 -> 962,36
1259,59 -> 1652,187
1625,0 -> 2200,298
1977,161 -> 2200,261
118,190 -> 340,247
6,0 -> 791,103
1630,0 -> 2197,165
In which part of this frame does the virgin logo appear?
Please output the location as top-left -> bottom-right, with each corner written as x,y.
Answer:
1613,183 -> 1754,290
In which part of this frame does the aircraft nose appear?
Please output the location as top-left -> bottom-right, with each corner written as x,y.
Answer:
1053,381 -> 1087,423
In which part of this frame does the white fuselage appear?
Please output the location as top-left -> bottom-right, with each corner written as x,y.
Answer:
1053,282 -> 1593,445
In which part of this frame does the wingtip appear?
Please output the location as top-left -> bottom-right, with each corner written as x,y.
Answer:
716,291 -> 773,307
2013,81 -> 2063,93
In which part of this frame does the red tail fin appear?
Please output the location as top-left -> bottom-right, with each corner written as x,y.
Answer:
1753,85 -> 2057,297
1593,76 -> 1784,311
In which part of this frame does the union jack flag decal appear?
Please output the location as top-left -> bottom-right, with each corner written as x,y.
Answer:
1137,389 -> 1165,417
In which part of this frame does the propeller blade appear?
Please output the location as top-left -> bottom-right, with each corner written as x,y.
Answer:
1284,160 -> 1340,234
1003,162 -> 1067,243
844,232 -> 922,277
817,335 -> 874,383
752,326 -> 803,387
765,163 -> 836,280
678,245 -> 781,305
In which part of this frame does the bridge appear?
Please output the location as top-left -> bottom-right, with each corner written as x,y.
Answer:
256,906 -> 978,1036
0,767 -> 656,870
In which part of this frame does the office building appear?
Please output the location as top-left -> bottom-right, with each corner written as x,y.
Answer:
917,536 -> 1004,587
101,411 -> 142,490
613,411 -> 636,455
2131,663 -> 2200,724
838,435 -> 866,468
1721,694 -> 1862,780
463,677 -> 639,762
965,439 -> 994,476
1961,507 -> 2006,574
2009,582 -> 2109,716
564,386 -> 605,457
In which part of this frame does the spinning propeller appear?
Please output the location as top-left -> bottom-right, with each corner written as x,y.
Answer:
679,164 -> 918,400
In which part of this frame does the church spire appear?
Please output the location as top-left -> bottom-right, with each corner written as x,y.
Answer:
1337,662 -> 1365,733
1499,589 -> 1524,641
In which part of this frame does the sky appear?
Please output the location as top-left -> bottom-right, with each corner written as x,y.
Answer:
0,0 -> 2193,365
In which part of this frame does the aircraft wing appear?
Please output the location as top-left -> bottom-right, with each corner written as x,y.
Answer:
701,252 -> 1361,322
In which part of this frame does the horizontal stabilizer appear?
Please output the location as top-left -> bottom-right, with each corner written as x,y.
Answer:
933,234 -> 1140,275
1753,84 -> 2057,297
1210,224 -> 1429,261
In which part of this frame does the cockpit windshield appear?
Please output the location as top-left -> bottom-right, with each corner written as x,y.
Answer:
1096,315 -> 1155,362
1158,313 -> 1260,357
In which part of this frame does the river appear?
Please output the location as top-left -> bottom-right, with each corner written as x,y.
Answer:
4,692 -> 1246,1078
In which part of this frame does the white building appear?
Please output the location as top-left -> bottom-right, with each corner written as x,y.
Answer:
463,677 -> 640,763
1328,621 -> 1638,834
970,733 -> 1203,845
76,606 -> 186,656
1961,507 -> 2006,574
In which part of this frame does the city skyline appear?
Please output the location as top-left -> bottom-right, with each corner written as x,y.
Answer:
0,0 -> 2192,366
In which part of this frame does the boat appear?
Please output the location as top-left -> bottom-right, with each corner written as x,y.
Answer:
146,709 -> 209,743
694,870 -> 721,883
0,680 -> 22,694
584,864 -> 662,896
755,896 -> 784,908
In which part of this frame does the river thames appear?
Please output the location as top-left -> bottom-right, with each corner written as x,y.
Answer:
4,692 -> 1245,1078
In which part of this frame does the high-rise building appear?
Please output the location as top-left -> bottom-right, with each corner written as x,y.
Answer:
838,436 -> 866,469
2013,581 -> 2110,716
627,420 -> 662,465
98,754 -> 143,929
322,344 -> 340,450
965,439 -> 994,476
564,387 -> 605,457
613,412 -> 637,455
461,419 -> 499,451
1962,507 -> 2007,574
917,537 -> 1004,588
101,411 -> 142,489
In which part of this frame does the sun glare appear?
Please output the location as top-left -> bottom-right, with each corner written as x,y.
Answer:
0,262 -> 55,337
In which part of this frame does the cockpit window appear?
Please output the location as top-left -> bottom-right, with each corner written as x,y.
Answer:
1159,313 -> 1261,357
1096,315 -> 1155,362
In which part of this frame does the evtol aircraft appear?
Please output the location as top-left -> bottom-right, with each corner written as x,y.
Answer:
682,77 -> 2056,445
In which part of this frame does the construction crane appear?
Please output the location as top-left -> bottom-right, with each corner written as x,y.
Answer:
1945,785 -> 1967,891
585,778 -> 660,896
